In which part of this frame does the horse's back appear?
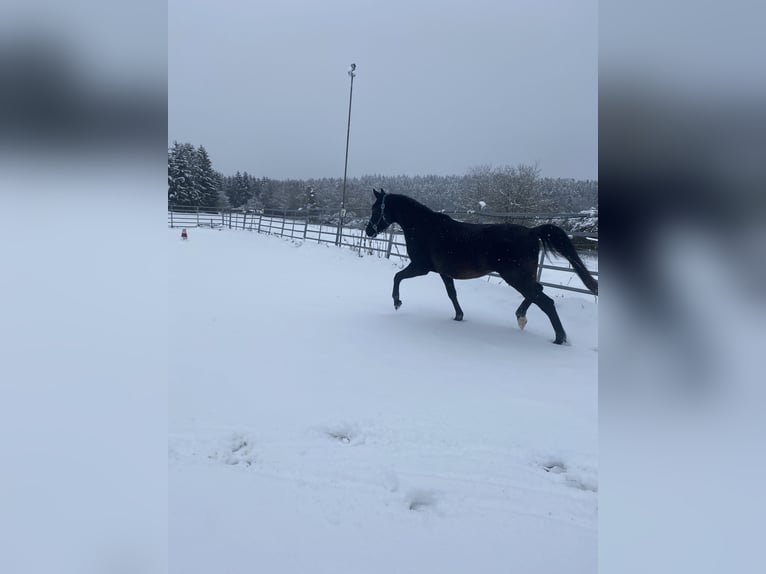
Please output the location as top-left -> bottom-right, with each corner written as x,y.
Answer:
448,220 -> 537,252
425,219 -> 538,279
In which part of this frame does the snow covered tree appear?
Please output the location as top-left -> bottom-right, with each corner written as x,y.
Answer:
464,163 -> 552,215
214,171 -> 230,208
205,167 -> 596,221
193,145 -> 220,209
258,177 -> 276,209
225,171 -> 253,208
168,141 -> 224,208
305,186 -> 319,211
242,172 -> 253,206
168,142 -> 201,207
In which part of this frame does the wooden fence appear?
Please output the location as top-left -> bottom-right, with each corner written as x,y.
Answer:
168,206 -> 598,295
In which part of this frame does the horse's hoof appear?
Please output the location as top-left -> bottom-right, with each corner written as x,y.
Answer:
517,316 -> 527,330
394,300 -> 402,310
454,315 -> 463,321
553,337 -> 566,345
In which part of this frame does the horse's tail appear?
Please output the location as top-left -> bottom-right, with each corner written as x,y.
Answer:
533,224 -> 598,295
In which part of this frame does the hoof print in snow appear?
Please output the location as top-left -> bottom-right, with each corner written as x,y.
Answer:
380,469 -> 399,493
323,423 -> 364,446
565,476 -> 598,493
211,434 -> 257,467
540,457 -> 598,493
327,431 -> 351,444
406,489 -> 439,513
541,459 -> 567,474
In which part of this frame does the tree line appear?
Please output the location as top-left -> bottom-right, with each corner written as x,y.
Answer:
168,142 -> 598,223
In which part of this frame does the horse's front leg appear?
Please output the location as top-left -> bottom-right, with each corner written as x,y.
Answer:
440,274 -> 464,321
392,263 -> 429,310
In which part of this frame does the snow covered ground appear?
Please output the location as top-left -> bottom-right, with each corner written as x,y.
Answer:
169,227 -> 598,573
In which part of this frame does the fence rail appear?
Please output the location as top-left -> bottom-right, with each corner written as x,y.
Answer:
168,206 -> 598,295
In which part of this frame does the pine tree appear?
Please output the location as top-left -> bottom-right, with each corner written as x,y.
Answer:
226,171 -> 242,207
168,142 -> 186,207
305,186 -> 318,211
170,143 -> 202,206
259,177 -> 275,209
225,171 -> 253,208
241,172 -> 253,207
194,146 -> 219,209
215,172 -> 230,208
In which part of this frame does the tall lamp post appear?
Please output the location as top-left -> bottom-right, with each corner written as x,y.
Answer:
336,62 -> 356,245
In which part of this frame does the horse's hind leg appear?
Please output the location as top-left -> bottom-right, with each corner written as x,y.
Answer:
440,274 -> 464,321
392,262 -> 429,310
501,272 -> 567,344
515,298 -> 533,330
533,290 -> 567,344
500,269 -> 535,329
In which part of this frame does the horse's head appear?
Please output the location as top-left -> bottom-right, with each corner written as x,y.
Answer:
365,189 -> 392,237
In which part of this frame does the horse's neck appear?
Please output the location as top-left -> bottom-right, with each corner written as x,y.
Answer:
390,197 -> 434,231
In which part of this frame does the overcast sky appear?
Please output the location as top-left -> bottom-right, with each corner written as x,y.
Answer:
169,0 -> 596,180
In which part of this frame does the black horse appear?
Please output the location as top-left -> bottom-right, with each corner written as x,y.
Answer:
365,189 -> 598,344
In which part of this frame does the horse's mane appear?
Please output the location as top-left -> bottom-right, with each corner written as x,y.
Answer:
389,194 -> 437,216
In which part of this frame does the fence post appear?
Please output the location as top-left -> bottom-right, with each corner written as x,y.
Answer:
242,210 -> 247,230
258,213 -> 262,233
170,209 -> 174,228
386,232 -> 394,259
280,210 -> 286,237
303,215 -> 309,240
196,207 -> 200,227
536,248 -> 545,283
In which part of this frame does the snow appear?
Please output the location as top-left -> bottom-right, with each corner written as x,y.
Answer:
1,186 -> 169,574
169,227 -> 598,573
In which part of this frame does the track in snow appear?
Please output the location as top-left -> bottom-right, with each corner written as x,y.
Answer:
169,228 -> 598,574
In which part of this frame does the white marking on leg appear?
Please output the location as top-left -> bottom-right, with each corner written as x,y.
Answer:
518,316 -> 528,330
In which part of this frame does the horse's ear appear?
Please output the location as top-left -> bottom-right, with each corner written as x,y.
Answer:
380,188 -> 385,195
373,188 -> 381,199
